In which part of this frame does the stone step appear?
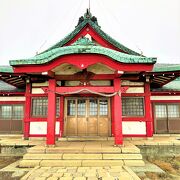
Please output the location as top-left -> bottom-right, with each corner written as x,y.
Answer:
59,137 -> 114,141
19,159 -> 145,168
20,142 -> 145,168
27,145 -> 140,154
23,153 -> 143,160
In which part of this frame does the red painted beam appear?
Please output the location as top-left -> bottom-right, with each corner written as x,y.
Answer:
54,86 -> 115,94
151,92 -> 180,96
42,70 -> 55,77
0,92 -> 24,96
46,79 -> 56,145
55,74 -> 119,80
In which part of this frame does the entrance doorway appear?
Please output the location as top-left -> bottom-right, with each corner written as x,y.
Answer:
64,97 -> 110,137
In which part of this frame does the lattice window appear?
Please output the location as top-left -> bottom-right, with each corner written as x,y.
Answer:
32,97 -> 60,117
67,100 -> 76,116
89,99 -> 98,116
0,105 -> 24,120
77,99 -> 86,116
155,105 -> 167,118
0,105 -> 12,119
99,99 -> 108,116
122,97 -> 144,116
168,104 -> 180,118
13,105 -> 24,120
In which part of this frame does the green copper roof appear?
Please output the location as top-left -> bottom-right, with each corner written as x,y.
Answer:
0,80 -> 24,92
0,66 -> 14,73
163,77 -> 180,91
153,63 -> 180,72
10,41 -> 156,65
40,10 -> 141,56
152,77 -> 180,91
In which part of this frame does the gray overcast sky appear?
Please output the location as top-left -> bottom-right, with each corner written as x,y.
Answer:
0,0 -> 180,65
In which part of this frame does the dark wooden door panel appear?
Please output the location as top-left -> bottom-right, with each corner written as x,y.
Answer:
156,119 -> 168,133
168,119 -> 180,133
0,120 -> 11,133
11,120 -> 22,133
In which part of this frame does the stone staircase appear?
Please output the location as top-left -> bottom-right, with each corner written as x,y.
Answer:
19,141 -> 145,168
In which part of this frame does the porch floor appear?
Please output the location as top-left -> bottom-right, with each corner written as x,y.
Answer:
0,134 -> 180,147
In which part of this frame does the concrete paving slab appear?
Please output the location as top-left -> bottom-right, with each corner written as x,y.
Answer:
40,160 -> 82,167
124,160 -> 145,167
23,153 -> 63,160
131,162 -> 166,173
103,154 -> 142,160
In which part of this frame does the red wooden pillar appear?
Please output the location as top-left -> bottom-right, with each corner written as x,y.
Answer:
60,96 -> 64,137
113,78 -> 123,145
24,83 -> 31,140
111,96 -> 115,136
145,82 -> 153,137
46,79 -> 56,145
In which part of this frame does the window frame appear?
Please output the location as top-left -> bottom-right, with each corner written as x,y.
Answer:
122,97 -> 145,117
31,97 -> 60,118
0,104 -> 24,120
155,103 -> 180,119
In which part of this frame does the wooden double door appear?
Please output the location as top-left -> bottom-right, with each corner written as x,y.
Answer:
64,97 -> 110,137
154,103 -> 180,133
0,104 -> 23,134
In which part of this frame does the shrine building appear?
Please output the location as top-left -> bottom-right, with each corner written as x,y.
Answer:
0,10 -> 180,145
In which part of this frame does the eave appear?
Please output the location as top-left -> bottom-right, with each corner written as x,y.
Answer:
10,45 -> 156,66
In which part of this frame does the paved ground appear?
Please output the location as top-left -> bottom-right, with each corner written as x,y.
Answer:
21,166 -> 140,180
0,135 -> 180,180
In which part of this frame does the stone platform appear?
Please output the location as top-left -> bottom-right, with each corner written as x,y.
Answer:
19,141 -> 144,168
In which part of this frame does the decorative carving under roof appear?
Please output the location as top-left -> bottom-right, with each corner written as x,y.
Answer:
72,36 -> 96,46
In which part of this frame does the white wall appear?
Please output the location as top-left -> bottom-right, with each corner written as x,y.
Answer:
0,96 -> 25,101
151,96 -> 180,100
126,87 -> 144,93
32,82 -> 48,87
30,122 -> 60,135
31,88 -> 45,94
122,121 -> 146,135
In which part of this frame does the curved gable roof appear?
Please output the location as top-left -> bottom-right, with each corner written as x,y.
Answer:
40,9 -> 141,56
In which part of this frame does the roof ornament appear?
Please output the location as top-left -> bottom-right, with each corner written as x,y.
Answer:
84,8 -> 92,19
77,9 -> 99,26
72,36 -> 96,46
